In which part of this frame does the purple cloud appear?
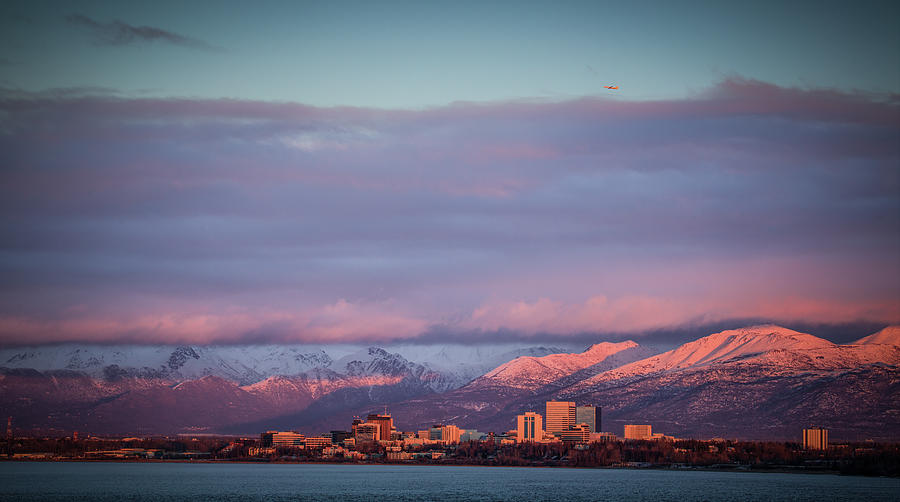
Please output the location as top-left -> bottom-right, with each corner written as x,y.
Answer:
0,78 -> 897,345
66,14 -> 222,51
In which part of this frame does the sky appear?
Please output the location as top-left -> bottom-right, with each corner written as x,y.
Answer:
0,1 -> 898,346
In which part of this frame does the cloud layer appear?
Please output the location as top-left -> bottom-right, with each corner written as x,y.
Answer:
0,78 -> 897,345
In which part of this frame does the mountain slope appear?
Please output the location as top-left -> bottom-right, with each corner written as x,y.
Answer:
376,325 -> 900,440
853,326 -> 900,346
474,341 -> 650,390
576,325 -> 834,386
3,325 -> 898,439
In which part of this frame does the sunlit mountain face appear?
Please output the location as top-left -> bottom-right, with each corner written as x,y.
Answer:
1,325 -> 897,440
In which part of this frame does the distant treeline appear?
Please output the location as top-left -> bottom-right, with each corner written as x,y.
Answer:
3,436 -> 899,477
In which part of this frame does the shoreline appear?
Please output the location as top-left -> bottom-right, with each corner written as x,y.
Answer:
0,457 -> 859,477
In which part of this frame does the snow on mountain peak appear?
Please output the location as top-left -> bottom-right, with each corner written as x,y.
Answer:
582,325 -> 835,383
477,340 -> 643,389
584,341 -> 639,355
852,326 -> 900,346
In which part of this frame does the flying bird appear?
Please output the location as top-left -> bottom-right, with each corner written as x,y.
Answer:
603,85 -> 618,90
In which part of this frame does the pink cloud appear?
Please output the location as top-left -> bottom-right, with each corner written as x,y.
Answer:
0,300 -> 428,346
0,77 -> 897,346
459,294 -> 900,337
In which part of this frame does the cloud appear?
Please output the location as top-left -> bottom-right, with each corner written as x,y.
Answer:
0,299 -> 427,346
65,14 -> 222,51
452,294 -> 899,338
0,78 -> 897,345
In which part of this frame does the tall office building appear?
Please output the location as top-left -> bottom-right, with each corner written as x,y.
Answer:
516,412 -> 543,442
803,427 -> 828,450
366,414 -> 393,442
623,424 -> 652,440
545,401 -> 576,434
575,405 -> 601,433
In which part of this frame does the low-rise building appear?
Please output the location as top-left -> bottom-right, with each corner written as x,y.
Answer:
304,436 -> 332,449
558,423 -> 591,443
429,424 -> 461,444
624,424 -> 652,440
591,432 -> 618,442
261,431 -> 306,448
354,423 -> 381,442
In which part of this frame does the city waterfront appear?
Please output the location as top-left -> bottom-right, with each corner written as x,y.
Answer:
1,462 -> 898,502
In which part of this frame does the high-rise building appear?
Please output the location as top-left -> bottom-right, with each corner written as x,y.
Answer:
803,427 -> 828,450
545,401 -> 576,434
575,405 -> 601,433
366,414 -> 393,442
623,424 -> 652,440
516,412 -> 543,442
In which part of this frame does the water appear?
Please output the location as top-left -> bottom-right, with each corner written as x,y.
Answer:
0,462 -> 897,501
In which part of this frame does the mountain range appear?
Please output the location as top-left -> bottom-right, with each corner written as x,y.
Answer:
1,325 -> 897,440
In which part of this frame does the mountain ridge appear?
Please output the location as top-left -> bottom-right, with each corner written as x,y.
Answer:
1,324 -> 897,440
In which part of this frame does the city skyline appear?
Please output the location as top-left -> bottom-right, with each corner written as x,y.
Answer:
2,324 -> 898,441
1,2 -> 898,497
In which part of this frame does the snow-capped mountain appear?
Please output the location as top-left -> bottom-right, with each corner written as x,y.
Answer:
551,325 -> 900,440
572,324 -> 900,390
0,344 -> 336,385
356,325 -> 900,440
0,340 -> 573,435
2,325 -> 897,439
0,342 -> 569,389
853,326 -> 900,346
474,341 -> 653,390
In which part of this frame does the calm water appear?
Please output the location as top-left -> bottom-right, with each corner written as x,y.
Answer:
1,462 -> 898,501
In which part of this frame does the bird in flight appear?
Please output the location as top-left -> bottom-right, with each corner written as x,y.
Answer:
603,85 -> 618,90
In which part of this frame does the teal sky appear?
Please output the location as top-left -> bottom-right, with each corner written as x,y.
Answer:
2,0 -> 898,108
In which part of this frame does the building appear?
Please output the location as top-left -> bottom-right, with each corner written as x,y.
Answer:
591,432 -> 617,442
304,436 -> 332,449
260,431 -> 305,448
350,418 -> 364,437
366,414 -> 394,442
355,423 -> 381,442
803,427 -> 828,450
545,401 -> 576,434
330,430 -> 353,443
575,405 -> 601,433
460,429 -> 484,442
558,423 -> 591,443
429,424 -> 461,444
516,412 -> 543,442
623,424 -> 652,440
